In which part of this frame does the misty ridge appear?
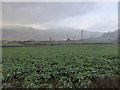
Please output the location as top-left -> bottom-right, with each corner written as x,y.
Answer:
2,25 -> 103,41
2,25 -> 118,43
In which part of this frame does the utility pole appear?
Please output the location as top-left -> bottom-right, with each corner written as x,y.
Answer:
49,37 -> 52,42
90,33 -> 92,39
73,37 -> 75,44
15,36 -> 16,42
81,29 -> 83,40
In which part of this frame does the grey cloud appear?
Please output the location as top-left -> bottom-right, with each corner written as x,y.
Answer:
2,2 -> 97,25
88,20 -> 117,32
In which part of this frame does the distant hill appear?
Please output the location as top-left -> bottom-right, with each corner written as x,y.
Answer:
99,30 -> 118,40
91,30 -> 118,43
2,25 -> 103,41
117,29 -> 120,43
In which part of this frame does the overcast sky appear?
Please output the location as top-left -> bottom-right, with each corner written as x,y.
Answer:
2,2 -> 118,32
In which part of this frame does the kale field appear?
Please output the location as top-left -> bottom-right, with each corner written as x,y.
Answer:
2,44 -> 120,88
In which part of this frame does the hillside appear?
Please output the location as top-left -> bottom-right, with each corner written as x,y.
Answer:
2,25 -> 103,41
